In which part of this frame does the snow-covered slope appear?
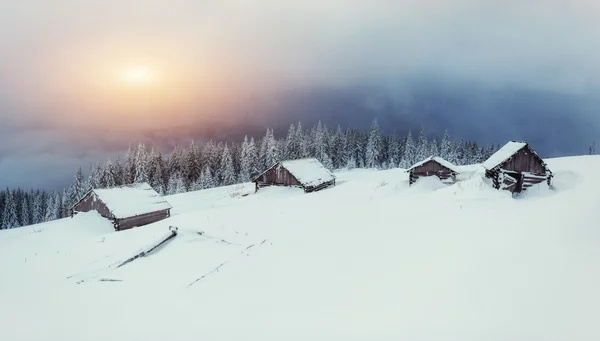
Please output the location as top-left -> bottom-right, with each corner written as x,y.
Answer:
1,156 -> 599,341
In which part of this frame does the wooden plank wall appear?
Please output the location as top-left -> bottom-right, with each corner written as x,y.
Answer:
409,161 -> 456,185
500,148 -> 546,174
116,210 -> 171,231
256,165 -> 303,187
73,193 -> 113,219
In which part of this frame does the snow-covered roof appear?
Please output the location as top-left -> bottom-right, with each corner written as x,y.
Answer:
481,141 -> 528,170
406,156 -> 459,173
91,183 -> 172,219
279,158 -> 335,187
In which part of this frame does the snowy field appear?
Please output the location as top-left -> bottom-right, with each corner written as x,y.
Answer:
1,156 -> 600,341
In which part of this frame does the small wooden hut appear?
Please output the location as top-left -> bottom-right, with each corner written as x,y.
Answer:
70,182 -> 172,231
406,156 -> 459,186
482,141 -> 553,193
253,158 -> 336,193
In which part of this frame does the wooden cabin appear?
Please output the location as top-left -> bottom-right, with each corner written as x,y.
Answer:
253,158 -> 336,193
406,156 -> 459,186
482,141 -> 553,194
70,182 -> 172,231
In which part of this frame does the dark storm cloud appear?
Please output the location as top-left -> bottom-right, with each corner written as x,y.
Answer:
1,0 -> 599,189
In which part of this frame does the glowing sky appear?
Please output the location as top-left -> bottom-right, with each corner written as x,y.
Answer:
1,0 -> 599,188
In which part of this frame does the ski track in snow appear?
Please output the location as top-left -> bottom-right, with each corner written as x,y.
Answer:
1,156 -> 600,341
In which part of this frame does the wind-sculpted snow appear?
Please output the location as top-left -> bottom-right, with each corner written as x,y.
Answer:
1,156 -> 600,341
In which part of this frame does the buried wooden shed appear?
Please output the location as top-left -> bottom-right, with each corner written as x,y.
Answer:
70,182 -> 172,231
253,158 -> 336,193
482,141 -> 553,194
406,156 -> 459,186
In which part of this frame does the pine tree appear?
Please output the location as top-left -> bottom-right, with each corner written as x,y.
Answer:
32,193 -> 44,224
1,191 -> 19,229
265,129 -> 278,166
199,166 -> 215,189
220,144 -> 236,186
386,131 -> 400,168
133,143 -> 149,183
415,127 -> 429,161
365,118 -> 382,168
21,197 -> 30,226
430,137 -> 439,157
239,136 -> 252,182
440,130 -> 452,161
166,172 -> 179,195
150,154 -> 165,195
103,159 -> 116,188
248,137 -> 260,178
123,145 -> 136,185
72,167 -> 86,204
185,141 -> 201,186
113,157 -> 124,186
175,175 -> 187,194
94,162 -> 104,188
400,130 -> 416,168
284,124 -> 299,160
45,191 -> 60,222
331,125 -> 347,169
87,163 -> 101,190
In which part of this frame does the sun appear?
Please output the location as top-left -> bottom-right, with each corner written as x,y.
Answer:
121,66 -> 156,85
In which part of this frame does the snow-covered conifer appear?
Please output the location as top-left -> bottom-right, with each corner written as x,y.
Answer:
415,128 -> 429,161
239,136 -> 252,182
21,197 -> 30,226
430,137 -> 439,157
440,130 -> 452,160
133,143 -> 149,183
103,159 -> 116,188
365,118 -> 382,168
1,191 -> 19,229
400,130 -> 416,168
220,144 -> 236,186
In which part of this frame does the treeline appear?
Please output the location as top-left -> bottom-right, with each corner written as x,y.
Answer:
0,119 -> 499,230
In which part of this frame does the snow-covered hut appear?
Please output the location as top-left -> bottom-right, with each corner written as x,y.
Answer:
482,141 -> 553,193
406,156 -> 459,186
252,158 -> 336,193
70,183 -> 172,231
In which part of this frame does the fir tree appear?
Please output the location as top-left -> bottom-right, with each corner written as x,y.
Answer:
386,131 -> 400,168
239,136 -> 252,182
133,143 -> 149,183
430,137 -> 439,157
32,193 -> 44,224
72,167 -> 86,204
415,127 -> 429,161
150,154 -> 165,195
1,191 -> 19,229
365,118 -> 382,168
248,137 -> 260,178
87,163 -> 101,190
284,124 -> 299,160
21,197 -> 30,226
221,144 -> 236,186
440,130 -> 452,161
199,166 -> 215,189
113,157 -> 124,186
103,159 -> 116,188
400,130 -> 416,168
185,141 -> 201,186
123,145 -> 136,185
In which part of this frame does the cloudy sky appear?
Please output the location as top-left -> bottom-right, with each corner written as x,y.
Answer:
1,0 -> 599,189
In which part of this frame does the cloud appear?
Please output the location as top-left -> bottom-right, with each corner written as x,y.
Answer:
0,0 -> 599,189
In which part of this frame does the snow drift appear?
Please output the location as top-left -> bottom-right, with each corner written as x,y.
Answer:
1,156 -> 599,341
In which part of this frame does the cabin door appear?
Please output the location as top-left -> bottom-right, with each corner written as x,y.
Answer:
504,172 -> 524,193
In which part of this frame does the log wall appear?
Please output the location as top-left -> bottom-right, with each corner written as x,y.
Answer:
116,210 -> 171,231
409,160 -> 456,186
72,192 -> 113,219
